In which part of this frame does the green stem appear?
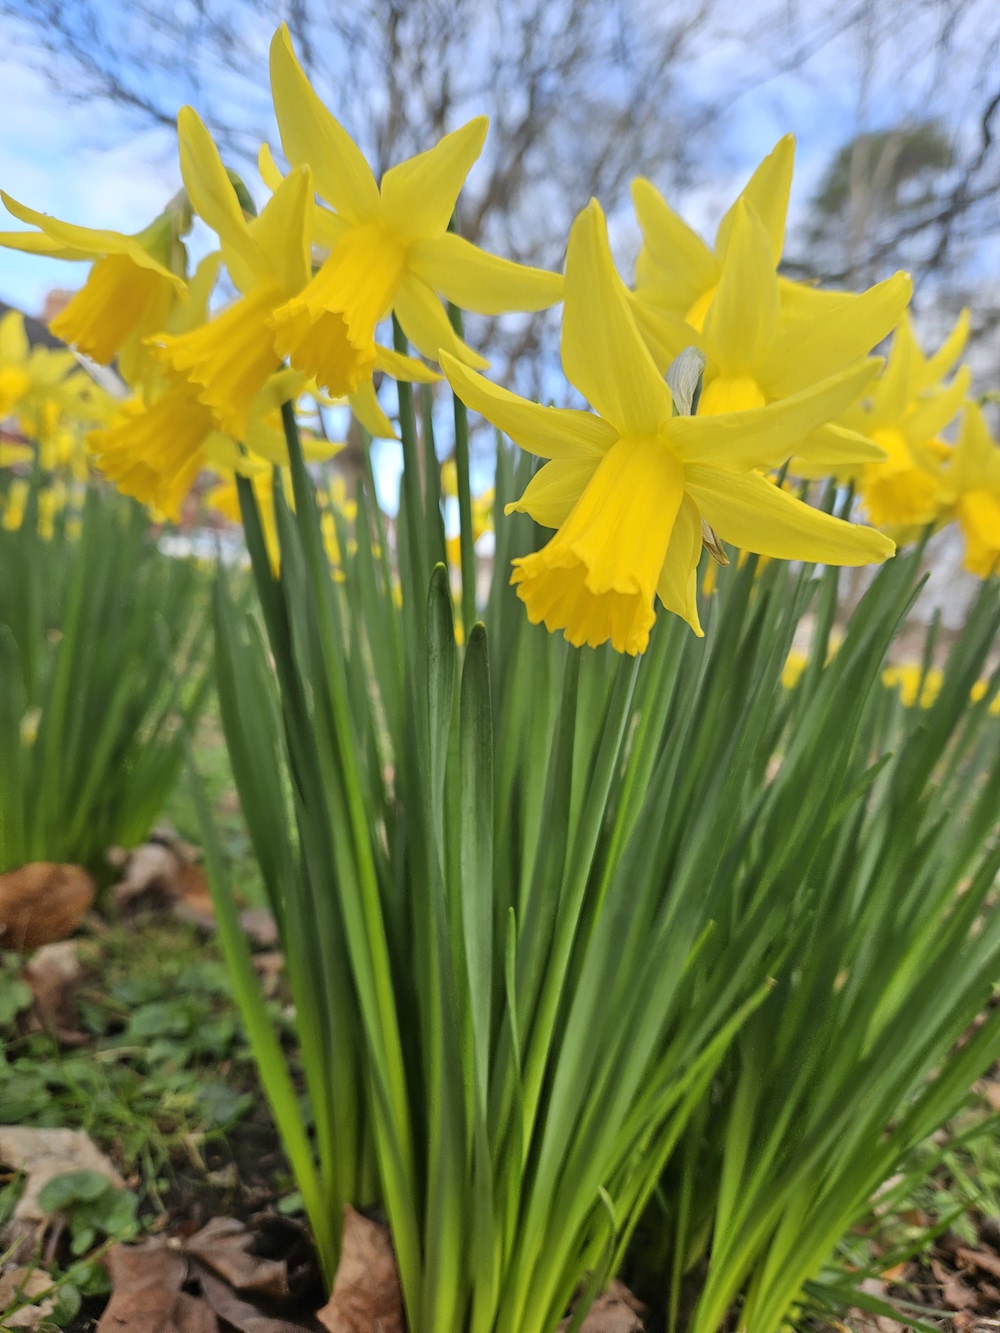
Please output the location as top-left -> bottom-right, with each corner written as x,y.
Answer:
392,314 -> 428,605
447,301 -> 478,636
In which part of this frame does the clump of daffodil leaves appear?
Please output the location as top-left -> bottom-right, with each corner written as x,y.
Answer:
5,25 -> 1000,1333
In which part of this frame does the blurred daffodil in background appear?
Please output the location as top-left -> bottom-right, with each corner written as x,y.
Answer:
937,399 -> 1000,576
843,311 -> 970,528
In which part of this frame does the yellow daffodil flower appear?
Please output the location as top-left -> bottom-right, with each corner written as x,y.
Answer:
145,107 -> 317,440
883,663 -> 943,708
0,194 -> 190,367
443,200 -> 894,655
782,648 -> 809,689
970,678 -> 1000,714
631,135 -> 890,342
936,401 -> 1000,577
265,24 -> 562,406
843,312 -> 970,528
631,194 -> 910,470
0,309 -> 77,417
1,478 -> 29,530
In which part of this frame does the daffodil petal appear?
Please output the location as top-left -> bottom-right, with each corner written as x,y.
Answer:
667,360 -> 879,469
869,321 -> 916,426
760,271 -> 912,399
257,142 -> 347,251
628,294 -> 700,374
441,351 -> 617,460
921,308 -> 969,389
0,229 -> 87,261
702,200 -> 780,377
715,134 -> 794,267
380,117 -> 488,242
408,232 -> 562,314
631,177 -> 717,311
248,163 -> 313,295
901,364 -> 970,446
393,273 -> 488,368
178,107 -> 267,295
686,466 -> 895,565
794,423 -> 888,466
269,24 -> 380,226
505,457 -> 601,527
373,344 -> 440,384
0,192 -> 184,287
656,494 -> 703,635
562,200 -> 672,438
349,379 -> 396,439
258,142 -> 284,192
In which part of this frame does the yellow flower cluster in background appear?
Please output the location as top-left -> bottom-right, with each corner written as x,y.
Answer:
1,30 -> 998,650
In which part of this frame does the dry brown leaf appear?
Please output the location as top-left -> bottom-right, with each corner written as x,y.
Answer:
113,841 -> 185,909
96,1240 -> 194,1331
932,1258 -> 979,1312
0,1126 -> 124,1259
957,1246 -> 1000,1281
0,1266 -> 57,1328
0,863 -> 94,950
558,1279 -> 645,1332
23,940 -> 82,1033
316,1206 -> 404,1333
198,1271 -> 306,1332
185,1217 -> 288,1300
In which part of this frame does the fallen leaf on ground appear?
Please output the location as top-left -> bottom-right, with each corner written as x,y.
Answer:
957,1246 -> 1000,1281
316,1206 -> 404,1333
0,1126 -> 123,1259
0,863 -> 94,950
96,1240 -> 193,1332
95,1229 -> 308,1333
558,1279 -> 645,1332
0,1266 -> 57,1328
185,1217 -> 288,1300
23,940 -> 83,1035
932,1258 -> 979,1312
199,1271 -> 304,1332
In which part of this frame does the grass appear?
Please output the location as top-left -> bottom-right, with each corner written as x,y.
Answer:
0,918 -> 277,1200
162,701 -> 267,909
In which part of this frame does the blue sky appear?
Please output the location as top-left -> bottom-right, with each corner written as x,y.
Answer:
0,10 -> 867,317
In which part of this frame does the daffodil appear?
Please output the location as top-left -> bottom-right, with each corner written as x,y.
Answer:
631,193 -> 910,472
936,401 -> 1000,577
145,106 -> 316,439
883,663 -> 943,708
631,135 -> 890,342
842,311 -> 970,529
0,194 -> 190,370
443,200 -> 893,655
1,478 -> 28,530
265,24 -> 562,411
91,354 -> 339,523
